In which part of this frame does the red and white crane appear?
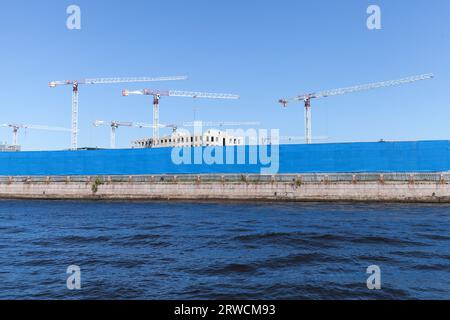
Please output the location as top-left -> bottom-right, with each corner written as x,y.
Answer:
49,76 -> 187,150
122,89 -> 240,146
279,74 -> 434,144
0,123 -> 71,147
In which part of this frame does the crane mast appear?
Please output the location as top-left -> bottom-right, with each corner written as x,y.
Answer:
279,74 -> 434,144
122,89 -> 240,146
111,121 -> 132,149
72,82 -> 79,150
49,76 -> 187,150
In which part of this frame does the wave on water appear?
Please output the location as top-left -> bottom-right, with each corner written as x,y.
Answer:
0,200 -> 449,300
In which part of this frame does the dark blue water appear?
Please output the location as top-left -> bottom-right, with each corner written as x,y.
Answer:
0,200 -> 449,300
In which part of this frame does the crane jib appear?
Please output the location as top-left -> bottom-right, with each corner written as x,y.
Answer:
280,73 -> 434,145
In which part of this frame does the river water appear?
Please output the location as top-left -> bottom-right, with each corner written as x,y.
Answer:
0,200 -> 449,300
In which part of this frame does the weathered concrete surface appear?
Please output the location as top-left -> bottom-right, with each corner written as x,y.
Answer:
1,180 -> 450,203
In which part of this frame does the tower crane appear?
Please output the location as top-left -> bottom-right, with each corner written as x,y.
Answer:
279,73 -> 434,144
94,120 -> 165,149
49,76 -> 187,150
122,89 -> 240,146
94,120 -> 133,149
0,124 -> 71,147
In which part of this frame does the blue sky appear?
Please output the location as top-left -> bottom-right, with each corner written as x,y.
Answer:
0,0 -> 448,150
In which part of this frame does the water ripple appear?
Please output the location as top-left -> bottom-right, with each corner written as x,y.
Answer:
0,200 -> 449,300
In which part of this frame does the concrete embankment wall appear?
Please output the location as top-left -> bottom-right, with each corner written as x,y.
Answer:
1,174 -> 450,203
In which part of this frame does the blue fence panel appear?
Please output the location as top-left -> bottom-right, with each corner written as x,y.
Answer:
0,140 -> 449,176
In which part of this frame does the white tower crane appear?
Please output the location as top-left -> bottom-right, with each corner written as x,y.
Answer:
279,74 -> 434,144
0,124 -> 71,147
94,120 -> 133,149
122,89 -> 240,146
94,120 -> 164,149
49,76 -> 187,150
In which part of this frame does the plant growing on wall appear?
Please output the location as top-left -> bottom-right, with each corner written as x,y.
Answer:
91,177 -> 104,194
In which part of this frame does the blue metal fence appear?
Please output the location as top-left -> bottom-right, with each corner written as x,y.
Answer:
0,140 -> 449,176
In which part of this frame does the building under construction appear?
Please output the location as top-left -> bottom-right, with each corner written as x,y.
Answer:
0,143 -> 20,152
133,129 -> 245,149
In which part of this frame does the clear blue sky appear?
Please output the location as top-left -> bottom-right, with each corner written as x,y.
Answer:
0,0 -> 448,150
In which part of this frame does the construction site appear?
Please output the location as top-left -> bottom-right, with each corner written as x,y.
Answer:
0,73 -> 435,151
1,73 -> 448,203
